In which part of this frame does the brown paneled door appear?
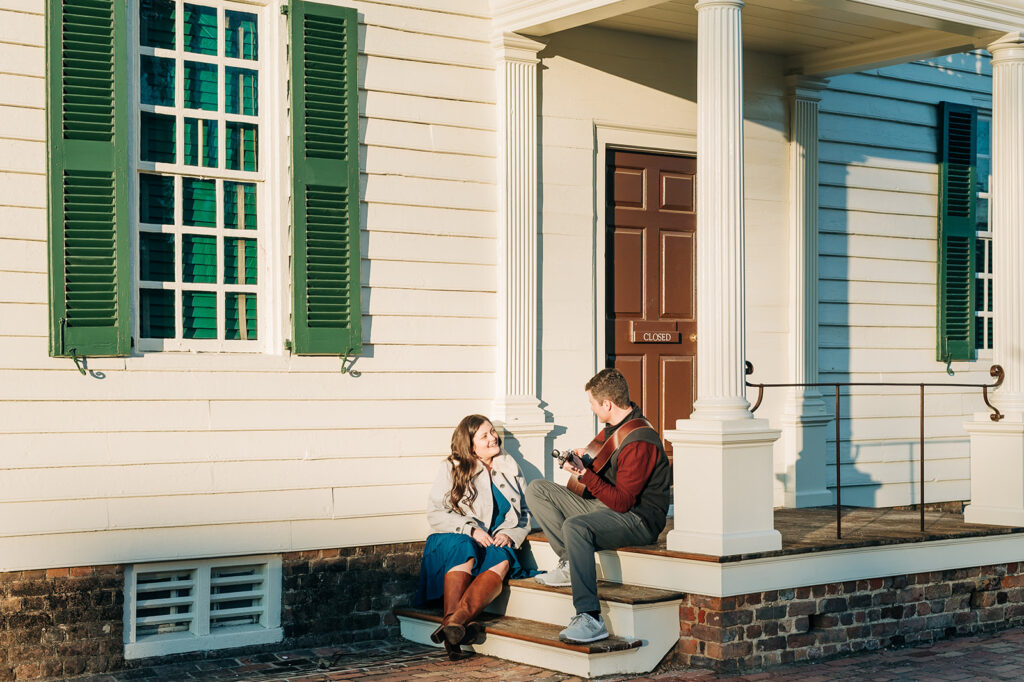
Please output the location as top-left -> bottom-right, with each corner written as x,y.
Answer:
607,150 -> 697,464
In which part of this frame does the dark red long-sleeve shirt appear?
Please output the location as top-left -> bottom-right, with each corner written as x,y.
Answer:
579,436 -> 659,513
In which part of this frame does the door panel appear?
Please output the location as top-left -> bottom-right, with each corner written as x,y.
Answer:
607,150 -> 697,463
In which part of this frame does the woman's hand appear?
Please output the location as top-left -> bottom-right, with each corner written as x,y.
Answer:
492,532 -> 514,548
471,527 -> 494,546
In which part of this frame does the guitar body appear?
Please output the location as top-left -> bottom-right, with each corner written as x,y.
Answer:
564,419 -> 652,497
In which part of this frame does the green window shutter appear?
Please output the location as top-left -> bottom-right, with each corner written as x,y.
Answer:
47,0 -> 130,357
936,102 -> 978,363
289,0 -> 362,355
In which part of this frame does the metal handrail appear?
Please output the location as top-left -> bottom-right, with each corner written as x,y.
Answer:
744,362 -> 1005,539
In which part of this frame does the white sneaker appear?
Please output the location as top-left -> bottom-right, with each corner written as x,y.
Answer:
534,560 -> 571,587
559,613 -> 608,643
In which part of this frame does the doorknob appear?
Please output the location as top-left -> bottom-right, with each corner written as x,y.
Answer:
689,333 -> 697,342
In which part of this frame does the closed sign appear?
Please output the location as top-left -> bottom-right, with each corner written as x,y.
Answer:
631,327 -> 681,343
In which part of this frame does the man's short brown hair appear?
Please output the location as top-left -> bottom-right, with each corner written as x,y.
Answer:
585,368 -> 631,409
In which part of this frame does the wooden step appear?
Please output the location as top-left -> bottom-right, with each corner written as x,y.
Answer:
396,605 -> 646,678
508,578 -> 684,604
395,606 -> 642,654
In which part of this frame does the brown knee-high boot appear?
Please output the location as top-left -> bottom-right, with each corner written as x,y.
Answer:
442,570 -> 504,659
430,570 -> 473,646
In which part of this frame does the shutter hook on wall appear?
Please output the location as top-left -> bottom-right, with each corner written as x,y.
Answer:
340,347 -> 360,376
71,348 -> 86,376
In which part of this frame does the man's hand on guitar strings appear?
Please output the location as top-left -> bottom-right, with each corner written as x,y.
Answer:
562,450 -> 586,476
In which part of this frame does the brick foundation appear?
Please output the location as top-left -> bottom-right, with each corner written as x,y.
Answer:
0,542 -> 424,681
281,542 -> 423,645
0,565 -> 125,680
677,562 -> 1024,673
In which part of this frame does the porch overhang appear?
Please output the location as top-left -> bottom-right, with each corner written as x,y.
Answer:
491,0 -> 1024,76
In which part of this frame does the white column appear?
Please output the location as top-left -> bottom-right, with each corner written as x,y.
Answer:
776,77 -> 832,509
964,33 -> 1024,526
492,33 -> 551,481
665,0 -> 781,556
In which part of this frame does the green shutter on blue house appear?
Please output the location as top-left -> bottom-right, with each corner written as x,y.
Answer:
47,0 -> 131,357
936,102 -> 978,363
289,0 -> 362,355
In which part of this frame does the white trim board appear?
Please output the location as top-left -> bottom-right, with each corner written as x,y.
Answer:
589,532 -> 1024,597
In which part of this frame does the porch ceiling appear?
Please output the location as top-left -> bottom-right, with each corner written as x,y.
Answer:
493,0 -> 1021,76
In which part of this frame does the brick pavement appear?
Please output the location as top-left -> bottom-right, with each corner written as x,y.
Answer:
71,627 -> 1024,681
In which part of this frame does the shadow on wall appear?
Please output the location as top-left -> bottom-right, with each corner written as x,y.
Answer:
812,52 -> 991,509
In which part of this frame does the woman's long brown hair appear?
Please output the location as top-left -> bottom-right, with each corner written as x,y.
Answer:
446,414 -> 499,513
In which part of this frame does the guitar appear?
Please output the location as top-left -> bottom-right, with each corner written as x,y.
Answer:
551,418 -> 653,496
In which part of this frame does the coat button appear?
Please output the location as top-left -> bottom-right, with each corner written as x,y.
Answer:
510,497 -> 517,503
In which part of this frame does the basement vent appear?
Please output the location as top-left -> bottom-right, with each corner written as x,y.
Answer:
124,556 -> 282,659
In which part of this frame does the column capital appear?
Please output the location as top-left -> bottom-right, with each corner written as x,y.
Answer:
492,32 -> 545,63
695,0 -> 744,10
989,32 -> 1024,65
786,75 -> 830,100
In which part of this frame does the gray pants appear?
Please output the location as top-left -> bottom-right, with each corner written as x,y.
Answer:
526,479 -> 655,614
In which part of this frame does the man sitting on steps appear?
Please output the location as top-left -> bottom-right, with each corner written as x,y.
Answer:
525,368 -> 671,644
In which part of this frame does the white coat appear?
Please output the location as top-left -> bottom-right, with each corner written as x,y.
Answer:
425,453 -> 532,549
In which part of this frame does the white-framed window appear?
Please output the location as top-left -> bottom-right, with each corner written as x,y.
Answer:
131,0 -> 267,352
124,555 -> 283,659
975,112 -> 993,352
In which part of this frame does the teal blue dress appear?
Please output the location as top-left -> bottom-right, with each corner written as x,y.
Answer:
414,481 -> 533,606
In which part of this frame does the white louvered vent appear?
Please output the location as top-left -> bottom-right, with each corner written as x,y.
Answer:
135,569 -> 196,639
125,556 -> 282,659
210,564 -> 265,630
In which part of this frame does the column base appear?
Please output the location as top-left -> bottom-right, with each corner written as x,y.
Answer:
666,528 -> 782,557
963,415 -> 1024,528
963,504 -> 1024,527
665,417 -> 782,556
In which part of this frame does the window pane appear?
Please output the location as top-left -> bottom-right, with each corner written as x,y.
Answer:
225,67 -> 258,115
140,55 -> 175,106
139,174 -> 175,224
184,3 -> 218,56
183,234 -> 217,283
182,178 -> 217,227
140,112 -> 175,163
226,122 -> 258,171
184,118 -> 218,168
988,318 -> 994,348
225,292 -> 257,340
185,61 -> 218,111
140,289 -> 176,338
140,0 -> 175,49
978,155 -> 991,194
975,315 -> 984,350
225,10 -> 258,60
975,278 -> 984,312
223,182 -> 256,230
183,291 -> 217,339
140,233 -> 175,282
224,237 -> 256,284
977,196 -> 989,230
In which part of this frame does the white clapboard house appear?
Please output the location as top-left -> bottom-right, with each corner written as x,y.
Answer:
4,0 -> 1024,677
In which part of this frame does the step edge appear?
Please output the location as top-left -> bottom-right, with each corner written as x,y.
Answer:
508,578 -> 685,604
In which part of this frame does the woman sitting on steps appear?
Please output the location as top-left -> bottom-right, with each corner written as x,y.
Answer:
414,414 -> 535,660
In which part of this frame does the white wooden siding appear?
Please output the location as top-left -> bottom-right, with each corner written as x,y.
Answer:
0,0 -> 497,571
817,52 -> 992,508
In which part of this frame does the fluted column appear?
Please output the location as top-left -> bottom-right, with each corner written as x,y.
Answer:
964,33 -> 1024,527
665,0 -> 781,555
989,34 -> 1024,416
691,0 -> 751,422
776,77 -> 832,509
491,33 -> 550,481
